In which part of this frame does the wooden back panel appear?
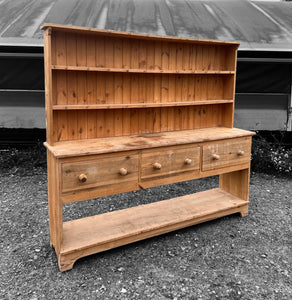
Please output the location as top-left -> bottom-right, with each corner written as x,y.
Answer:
43,24 -> 238,144
52,31 -> 237,71
53,71 -> 234,105
53,104 -> 233,141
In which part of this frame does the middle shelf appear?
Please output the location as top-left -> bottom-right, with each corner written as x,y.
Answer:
52,65 -> 235,74
52,99 -> 234,110
52,69 -> 235,107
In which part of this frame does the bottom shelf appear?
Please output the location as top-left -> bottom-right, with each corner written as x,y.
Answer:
61,188 -> 248,258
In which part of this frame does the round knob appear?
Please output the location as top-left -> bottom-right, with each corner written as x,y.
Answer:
78,174 -> 87,183
119,168 -> 128,176
153,162 -> 162,170
184,158 -> 192,165
212,154 -> 220,160
237,150 -> 245,156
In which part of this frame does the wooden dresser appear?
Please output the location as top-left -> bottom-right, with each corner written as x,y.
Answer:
41,23 -> 255,272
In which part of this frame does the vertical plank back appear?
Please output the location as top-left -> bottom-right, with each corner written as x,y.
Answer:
46,26 -> 238,142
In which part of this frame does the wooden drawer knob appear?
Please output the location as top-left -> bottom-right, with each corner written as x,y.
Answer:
184,158 -> 192,165
153,162 -> 162,170
78,174 -> 87,183
119,168 -> 128,176
237,150 -> 245,156
212,154 -> 220,160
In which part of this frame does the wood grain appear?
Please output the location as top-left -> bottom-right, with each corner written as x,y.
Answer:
42,24 -> 253,272
141,146 -> 200,181
42,23 -> 240,47
59,188 -> 248,270
61,154 -> 139,193
202,137 -> 251,171
44,127 -> 254,158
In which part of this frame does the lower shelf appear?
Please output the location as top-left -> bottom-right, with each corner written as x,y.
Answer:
59,188 -> 248,270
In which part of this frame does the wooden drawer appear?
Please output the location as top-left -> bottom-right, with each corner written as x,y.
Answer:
61,154 -> 139,193
202,138 -> 251,171
141,146 -> 200,181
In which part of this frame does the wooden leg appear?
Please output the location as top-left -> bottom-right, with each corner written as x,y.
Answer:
47,150 -> 55,248
47,152 -> 63,257
58,254 -> 77,272
220,169 -> 250,218
239,205 -> 248,217
219,168 -> 250,201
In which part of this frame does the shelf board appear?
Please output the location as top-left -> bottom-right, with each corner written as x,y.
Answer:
44,127 -> 255,158
51,65 -> 235,75
61,188 -> 248,255
52,100 -> 234,110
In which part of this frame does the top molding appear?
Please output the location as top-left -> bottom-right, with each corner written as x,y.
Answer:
41,23 -> 240,47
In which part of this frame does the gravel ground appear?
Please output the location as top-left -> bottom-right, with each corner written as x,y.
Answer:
0,151 -> 291,299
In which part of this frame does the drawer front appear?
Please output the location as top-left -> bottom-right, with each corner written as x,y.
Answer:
61,154 -> 138,193
141,146 -> 200,181
202,138 -> 251,171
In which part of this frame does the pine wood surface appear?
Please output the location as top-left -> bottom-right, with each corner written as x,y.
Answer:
52,100 -> 234,110
41,23 -> 239,47
59,164 -> 251,205
220,169 -> 250,202
52,105 -> 237,142
44,24 -> 239,143
49,32 -> 237,71
43,28 -> 54,144
202,137 -> 251,171
44,127 -> 255,158
141,146 -> 200,181
62,154 -> 139,193
53,71 -> 232,104
139,163 -> 251,191
46,150 -> 62,253
42,24 -> 254,272
51,65 -> 235,74
61,188 -> 248,255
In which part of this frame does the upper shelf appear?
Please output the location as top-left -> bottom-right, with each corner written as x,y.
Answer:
51,65 -> 235,75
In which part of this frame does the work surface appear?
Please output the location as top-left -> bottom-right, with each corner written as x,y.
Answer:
45,127 -> 254,158
1,161 -> 291,299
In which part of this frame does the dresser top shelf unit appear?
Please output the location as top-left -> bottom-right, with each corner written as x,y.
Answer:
42,24 -> 254,272
43,23 -> 240,145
